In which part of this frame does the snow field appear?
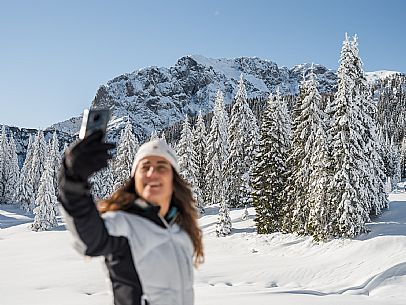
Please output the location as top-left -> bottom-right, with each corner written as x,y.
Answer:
1,194 -> 406,305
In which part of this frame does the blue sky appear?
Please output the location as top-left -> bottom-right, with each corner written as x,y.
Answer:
1,0 -> 405,129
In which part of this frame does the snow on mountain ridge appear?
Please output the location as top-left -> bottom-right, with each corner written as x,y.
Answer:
88,55 -> 339,142
365,70 -> 400,83
51,55 -> 403,144
49,115 -> 83,136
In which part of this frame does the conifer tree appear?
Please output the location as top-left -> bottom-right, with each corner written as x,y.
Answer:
149,130 -> 158,141
367,130 -> 389,214
48,131 -> 61,198
18,135 -> 35,212
298,71 -> 332,238
92,160 -> 114,200
24,134 -> 35,168
206,90 -> 230,207
251,94 -> 290,233
4,134 -> 20,203
193,111 -> 208,208
400,137 -> 406,179
206,90 -> 232,235
326,34 -> 369,237
216,189 -> 232,237
31,157 -> 58,231
0,126 -> 7,202
387,137 -> 401,190
352,36 -> 388,214
227,74 -> 259,207
17,168 -> 34,212
241,204 -> 249,220
160,131 -> 167,142
177,116 -> 202,213
113,121 -> 138,190
360,100 -> 388,214
27,130 -> 47,202
307,123 -> 331,240
279,94 -> 292,151
283,69 -> 329,236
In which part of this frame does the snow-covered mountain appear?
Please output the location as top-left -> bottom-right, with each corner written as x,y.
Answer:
49,116 -> 83,137
2,55 -> 403,159
89,55 -> 338,141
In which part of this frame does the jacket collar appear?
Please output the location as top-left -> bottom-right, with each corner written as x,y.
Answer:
124,198 -> 178,229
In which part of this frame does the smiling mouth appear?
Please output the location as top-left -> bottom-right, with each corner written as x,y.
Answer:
146,182 -> 161,188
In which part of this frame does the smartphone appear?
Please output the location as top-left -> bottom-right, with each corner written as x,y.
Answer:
79,108 -> 111,140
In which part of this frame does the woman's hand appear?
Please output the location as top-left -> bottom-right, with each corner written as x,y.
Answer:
64,130 -> 115,181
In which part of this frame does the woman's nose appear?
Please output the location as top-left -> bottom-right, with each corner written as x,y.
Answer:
146,166 -> 156,177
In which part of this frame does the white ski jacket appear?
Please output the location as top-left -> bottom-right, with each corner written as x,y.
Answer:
102,210 -> 194,305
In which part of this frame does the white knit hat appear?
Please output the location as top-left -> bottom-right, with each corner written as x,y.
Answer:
130,139 -> 180,177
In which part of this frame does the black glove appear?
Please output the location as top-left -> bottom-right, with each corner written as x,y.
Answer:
64,130 -> 115,182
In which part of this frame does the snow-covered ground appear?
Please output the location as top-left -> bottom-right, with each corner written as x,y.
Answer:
1,192 -> 406,305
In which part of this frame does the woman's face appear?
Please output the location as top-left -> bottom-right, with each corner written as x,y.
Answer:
134,156 -> 174,217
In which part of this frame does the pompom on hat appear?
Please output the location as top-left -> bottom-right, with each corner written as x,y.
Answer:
131,139 -> 180,177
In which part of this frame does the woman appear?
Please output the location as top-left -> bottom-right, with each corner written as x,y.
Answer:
59,131 -> 204,305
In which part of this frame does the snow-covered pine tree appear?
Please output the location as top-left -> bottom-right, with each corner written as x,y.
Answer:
206,90 -> 232,235
307,122 -> 331,240
90,171 -> 102,200
251,93 -> 290,234
193,110 -> 208,209
17,135 -> 35,212
351,36 -> 389,215
149,130 -> 158,141
17,168 -> 34,212
160,131 -> 167,142
24,134 -> 35,168
206,90 -> 230,207
91,160 -> 114,200
279,94 -> 292,151
48,131 -> 61,198
367,128 -> 389,214
160,130 -> 177,152
400,137 -> 406,179
27,130 -> 47,204
0,126 -> 7,202
177,116 -> 202,213
216,188 -> 232,237
227,74 -> 259,208
113,121 -> 139,191
31,157 -> 58,231
291,69 -> 332,239
4,133 -> 20,203
283,69 -> 330,236
387,137 -> 401,190
325,34 -> 370,237
241,204 -> 249,220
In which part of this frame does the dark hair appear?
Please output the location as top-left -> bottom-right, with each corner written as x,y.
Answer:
97,170 -> 204,267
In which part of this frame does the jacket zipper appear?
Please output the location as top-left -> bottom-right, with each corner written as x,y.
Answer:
158,214 -> 185,305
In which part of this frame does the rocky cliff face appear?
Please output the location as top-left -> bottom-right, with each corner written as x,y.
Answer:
0,125 -> 73,166
90,55 -> 338,141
